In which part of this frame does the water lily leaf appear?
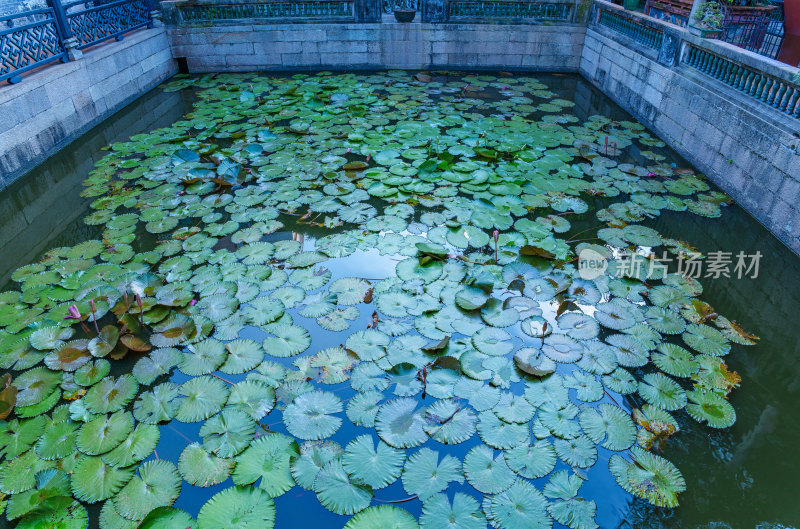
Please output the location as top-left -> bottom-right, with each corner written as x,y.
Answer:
686,389 -> 736,428
342,434 -> 405,489
138,506 -> 195,529
134,382 -> 179,424
287,440 -> 342,491
375,397 -> 429,448
233,433 -> 299,497
548,498 -> 598,529
262,324 -> 311,358
514,347 -> 556,377
221,339 -> 264,374
455,287 -> 489,311
346,389 -> 384,428
283,390 -> 343,441
554,434 -> 597,467
83,375 -> 137,414
200,408 -> 256,457
346,329 -> 389,361
343,505 -> 418,529
76,411 -> 133,455
29,327 -> 74,351
420,492 -> 485,529
683,324 -> 731,357
542,333 -> 583,363
179,442 -> 233,487
477,411 -> 529,449
13,367 -> 61,407
638,373 -> 687,411
423,398 -> 477,444
401,447 -> 462,501
5,468 -> 70,520
330,277 -> 371,305
175,376 -> 229,422
486,479 -> 551,529
287,251 -> 328,268
74,359 -> 110,387
608,446 -> 685,507
102,423 -> 159,467
579,403 -> 636,450
71,454 -> 134,502
472,327 -> 513,357
113,460 -> 181,521
463,444 -> 515,494
314,458 -> 373,515
197,486 -> 275,529
504,438 -> 557,479
15,497 -> 88,529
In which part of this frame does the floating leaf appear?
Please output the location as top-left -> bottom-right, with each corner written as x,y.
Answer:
342,434 -> 405,489
609,446 -> 685,507
314,458 -> 373,515
197,486 -> 275,529
283,390 -> 343,441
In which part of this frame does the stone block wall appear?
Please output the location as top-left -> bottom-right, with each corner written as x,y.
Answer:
0,27 -> 177,189
580,24 -> 800,254
166,22 -> 586,72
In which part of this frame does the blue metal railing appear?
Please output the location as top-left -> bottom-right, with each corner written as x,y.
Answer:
65,0 -> 152,50
0,7 -> 68,84
1,0 -> 153,84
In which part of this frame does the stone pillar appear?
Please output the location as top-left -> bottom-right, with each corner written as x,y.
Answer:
63,36 -> 83,60
149,0 -> 163,27
355,0 -> 382,21
422,0 -> 448,22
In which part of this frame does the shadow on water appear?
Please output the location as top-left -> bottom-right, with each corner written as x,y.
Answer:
0,88 -> 196,289
0,73 -> 798,529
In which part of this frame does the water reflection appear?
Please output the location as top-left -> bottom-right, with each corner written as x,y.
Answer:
0,88 -> 195,288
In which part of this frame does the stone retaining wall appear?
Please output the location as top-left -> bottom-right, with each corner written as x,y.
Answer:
0,27 -> 177,189
580,14 -> 800,254
166,21 -> 587,72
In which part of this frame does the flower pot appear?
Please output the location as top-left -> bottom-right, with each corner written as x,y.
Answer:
690,25 -> 722,38
393,8 -> 416,22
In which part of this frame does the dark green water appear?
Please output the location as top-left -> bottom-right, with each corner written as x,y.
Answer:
0,73 -> 798,529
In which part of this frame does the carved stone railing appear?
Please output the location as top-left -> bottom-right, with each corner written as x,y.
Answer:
590,0 -> 800,120
160,0 -> 382,24
684,42 -> 800,118
421,0 -> 589,24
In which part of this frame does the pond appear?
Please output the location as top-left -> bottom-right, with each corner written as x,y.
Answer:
0,71 -> 798,529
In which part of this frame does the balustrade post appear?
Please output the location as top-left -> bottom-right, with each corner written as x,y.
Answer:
355,0 -> 381,22
47,0 -> 82,61
422,0 -> 448,22
148,0 -> 164,27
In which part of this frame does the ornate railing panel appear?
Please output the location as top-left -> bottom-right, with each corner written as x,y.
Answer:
597,6 -> 663,50
169,1 -> 356,23
447,1 -> 573,22
65,0 -> 152,50
684,44 -> 800,119
0,8 -> 68,84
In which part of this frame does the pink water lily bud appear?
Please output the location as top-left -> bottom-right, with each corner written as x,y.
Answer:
65,305 -> 81,320
190,299 -> 197,306
346,148 -> 351,153
502,85 -> 508,90
89,299 -> 96,313
493,230 -> 499,242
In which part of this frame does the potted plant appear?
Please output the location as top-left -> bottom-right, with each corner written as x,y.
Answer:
393,0 -> 417,21
691,1 -> 725,37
